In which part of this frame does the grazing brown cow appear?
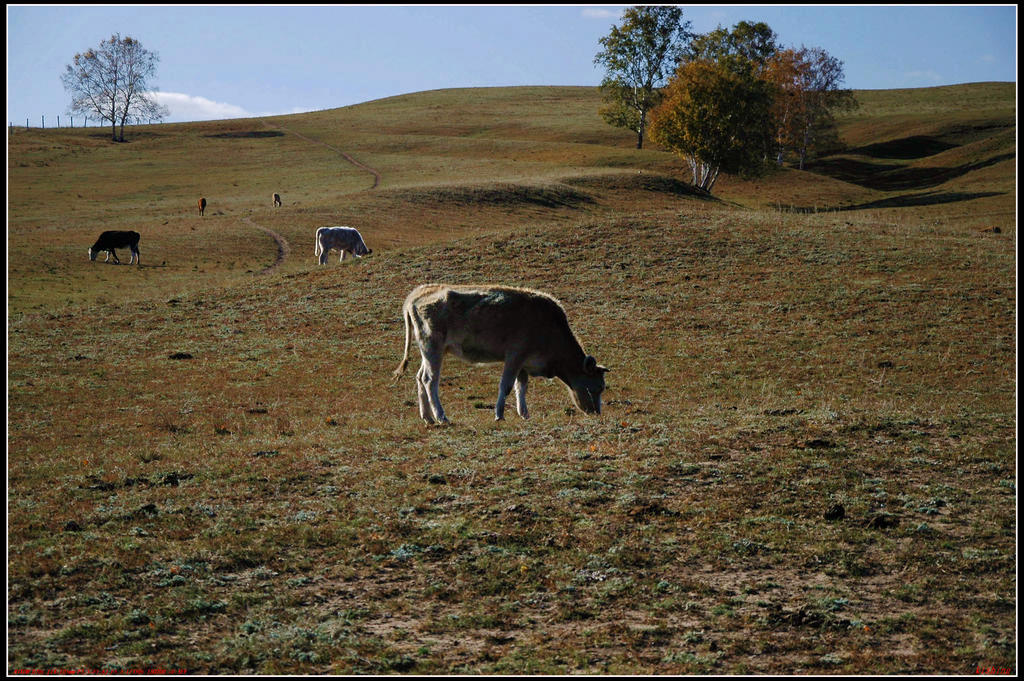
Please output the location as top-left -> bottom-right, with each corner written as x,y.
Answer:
394,284 -> 608,424
198,197 -> 207,216
273,193 -> 282,207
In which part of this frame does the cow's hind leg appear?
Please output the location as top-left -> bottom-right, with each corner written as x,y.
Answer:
415,362 -> 433,423
417,348 -> 448,425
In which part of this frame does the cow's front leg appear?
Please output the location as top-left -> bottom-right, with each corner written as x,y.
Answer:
339,250 -> 347,262
495,358 -> 524,421
514,370 -> 529,420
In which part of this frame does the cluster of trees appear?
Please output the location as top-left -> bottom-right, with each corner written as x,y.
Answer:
61,33 -> 169,142
595,7 -> 857,193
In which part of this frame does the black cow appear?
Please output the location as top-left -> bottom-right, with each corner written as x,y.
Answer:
89,230 -> 140,265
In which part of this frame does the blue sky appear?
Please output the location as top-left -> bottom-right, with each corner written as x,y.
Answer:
6,5 -> 1018,125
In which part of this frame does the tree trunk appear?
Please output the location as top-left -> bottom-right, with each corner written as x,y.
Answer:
636,108 -> 646,149
704,167 -> 721,194
687,157 -> 719,193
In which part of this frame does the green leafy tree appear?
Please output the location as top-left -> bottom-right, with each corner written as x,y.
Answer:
684,20 -> 780,69
593,6 -> 693,149
649,58 -> 775,194
61,33 -> 169,142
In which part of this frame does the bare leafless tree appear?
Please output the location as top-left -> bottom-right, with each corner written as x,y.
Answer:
61,34 -> 169,142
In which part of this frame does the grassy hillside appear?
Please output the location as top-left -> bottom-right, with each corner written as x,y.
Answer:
7,83 -> 1016,674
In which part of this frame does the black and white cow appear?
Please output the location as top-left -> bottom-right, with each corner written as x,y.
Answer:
88,230 -> 141,265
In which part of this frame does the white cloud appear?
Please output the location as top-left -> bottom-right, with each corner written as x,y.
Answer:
582,8 -> 621,20
149,92 -> 316,123
150,91 -> 253,122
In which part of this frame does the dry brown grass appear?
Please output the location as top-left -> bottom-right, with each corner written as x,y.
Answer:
7,84 -> 1016,674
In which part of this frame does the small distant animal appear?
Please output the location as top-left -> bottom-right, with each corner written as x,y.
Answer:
314,226 -> 372,264
273,193 -> 282,207
88,230 -> 140,265
198,197 -> 207,216
393,284 -> 608,424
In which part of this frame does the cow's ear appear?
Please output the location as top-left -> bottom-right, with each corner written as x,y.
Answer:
584,355 -> 607,375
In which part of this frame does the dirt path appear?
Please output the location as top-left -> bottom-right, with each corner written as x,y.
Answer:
243,121 -> 381,274
242,216 -> 291,275
262,121 -> 381,189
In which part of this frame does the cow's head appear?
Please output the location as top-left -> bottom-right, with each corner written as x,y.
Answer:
567,355 -> 608,415
88,247 -> 98,261
355,241 -> 372,257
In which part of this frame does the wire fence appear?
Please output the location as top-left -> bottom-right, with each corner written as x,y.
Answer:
10,115 -> 100,131
9,115 -> 164,131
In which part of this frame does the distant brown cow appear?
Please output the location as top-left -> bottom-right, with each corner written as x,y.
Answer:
273,193 -> 282,207
198,197 -> 207,216
393,284 -> 608,424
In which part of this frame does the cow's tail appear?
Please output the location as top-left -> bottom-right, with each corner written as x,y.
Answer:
391,303 -> 413,384
314,228 -> 322,257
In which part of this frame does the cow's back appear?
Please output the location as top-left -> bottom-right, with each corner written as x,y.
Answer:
96,230 -> 140,246
410,284 -> 574,363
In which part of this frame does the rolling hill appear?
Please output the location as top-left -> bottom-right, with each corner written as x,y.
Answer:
7,83 -> 1016,674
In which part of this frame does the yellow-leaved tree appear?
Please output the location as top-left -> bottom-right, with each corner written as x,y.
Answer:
650,57 -> 775,194
765,46 -> 858,169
